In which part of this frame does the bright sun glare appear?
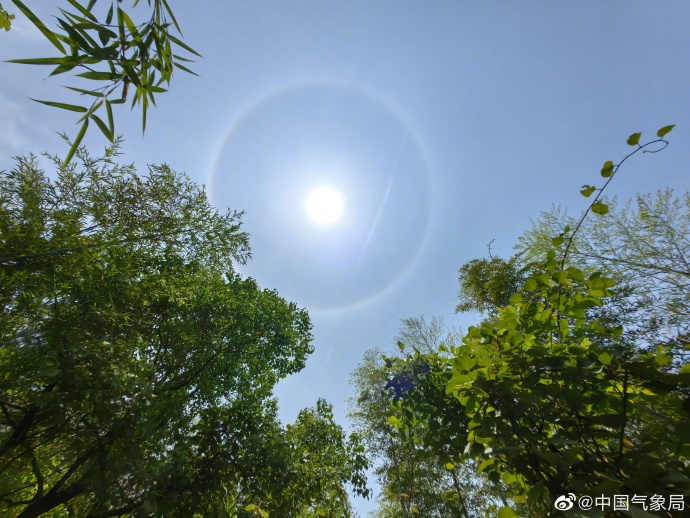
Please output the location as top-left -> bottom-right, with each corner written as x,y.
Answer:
305,186 -> 344,225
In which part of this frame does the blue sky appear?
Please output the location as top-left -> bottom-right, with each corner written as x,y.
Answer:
2,2 -> 690,514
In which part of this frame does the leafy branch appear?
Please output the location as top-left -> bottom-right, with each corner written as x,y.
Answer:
557,125 -> 675,268
6,0 -> 201,168
551,125 -> 675,337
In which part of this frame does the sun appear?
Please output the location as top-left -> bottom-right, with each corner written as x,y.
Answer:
305,186 -> 344,225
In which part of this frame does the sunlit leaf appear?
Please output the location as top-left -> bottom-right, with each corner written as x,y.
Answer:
63,118 -> 89,168
167,33 -> 201,57
29,98 -> 87,113
65,86 -> 104,98
657,124 -> 675,138
591,201 -> 609,215
65,0 -> 98,22
580,185 -> 596,197
91,114 -> 113,142
76,71 -> 120,81
600,160 -> 614,178
627,132 -> 641,146
11,0 -> 66,53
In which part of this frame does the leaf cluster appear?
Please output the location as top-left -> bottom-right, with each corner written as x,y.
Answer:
378,128 -> 688,518
0,148 -> 368,516
7,0 -> 200,167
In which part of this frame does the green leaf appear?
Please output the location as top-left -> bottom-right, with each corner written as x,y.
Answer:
656,124 -> 675,138
161,0 -> 182,34
63,118 -> 89,168
6,57 -> 70,65
444,462 -> 455,471
580,185 -> 596,197
600,160 -> 614,178
477,458 -> 494,473
98,29 -> 111,46
167,33 -> 202,57
105,99 -> 114,137
523,278 -> 537,291
29,98 -> 87,113
76,71 -> 120,81
498,507 -> 517,518
65,0 -> 98,22
91,114 -> 113,142
118,7 -> 140,43
411,506 -> 420,514
105,3 -> 114,25
598,351 -> 614,365
627,132 -> 641,146
679,363 -> 690,374
173,61 -> 199,76
65,86 -> 104,98
591,201 -> 609,215
551,235 -> 564,247
11,0 -> 66,53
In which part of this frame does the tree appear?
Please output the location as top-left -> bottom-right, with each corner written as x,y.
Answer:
4,0 -> 200,166
0,145 -> 368,516
515,190 -> 690,358
456,256 -> 536,317
281,399 -> 370,517
381,128 -> 690,517
349,319 -> 504,517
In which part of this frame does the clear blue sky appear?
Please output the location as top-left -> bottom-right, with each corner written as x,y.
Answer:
2,2 -> 689,514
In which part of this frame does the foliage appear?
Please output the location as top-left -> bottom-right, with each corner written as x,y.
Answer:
5,0 -> 200,166
0,145 -> 368,517
515,190 -> 690,361
380,128 -> 690,517
349,319 -> 504,518
0,3 -> 14,31
281,399 -> 370,517
456,256 -> 536,316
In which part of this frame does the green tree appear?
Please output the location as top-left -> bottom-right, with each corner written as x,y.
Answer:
349,318 -> 503,517
5,0 -> 199,165
281,399 -> 370,517
515,190 -> 690,358
382,128 -> 689,517
456,256 -> 536,317
0,145 -> 368,516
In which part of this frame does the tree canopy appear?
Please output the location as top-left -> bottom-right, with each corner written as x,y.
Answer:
0,145 -> 369,517
355,128 -> 690,517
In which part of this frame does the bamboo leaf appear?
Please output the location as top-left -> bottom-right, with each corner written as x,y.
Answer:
173,62 -> 198,76
106,99 -> 114,137
161,0 -> 181,34
6,57 -> 70,65
11,0 -> 66,52
91,114 -> 113,142
29,98 -> 88,113
119,7 -> 140,43
65,86 -> 105,97
65,0 -> 98,22
63,118 -> 89,168
77,71 -> 120,81
167,33 -> 201,57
